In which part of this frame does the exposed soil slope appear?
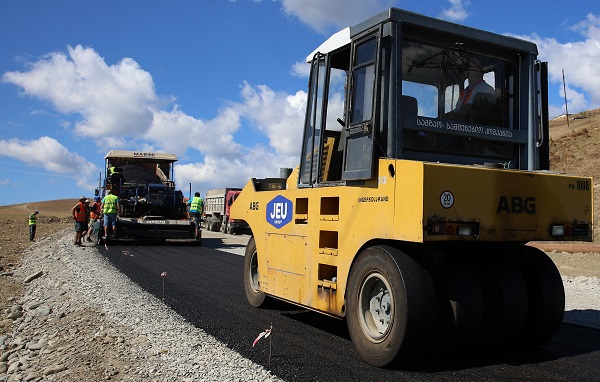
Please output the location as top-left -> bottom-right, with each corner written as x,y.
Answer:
549,108 -> 600,242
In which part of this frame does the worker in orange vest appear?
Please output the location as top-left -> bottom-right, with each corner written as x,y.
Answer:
86,196 -> 102,243
71,196 -> 89,246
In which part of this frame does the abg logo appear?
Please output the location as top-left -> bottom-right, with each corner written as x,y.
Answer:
496,196 -> 536,214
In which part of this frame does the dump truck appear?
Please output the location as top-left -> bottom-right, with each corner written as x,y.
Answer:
97,150 -> 200,245
231,8 -> 593,367
203,188 -> 248,234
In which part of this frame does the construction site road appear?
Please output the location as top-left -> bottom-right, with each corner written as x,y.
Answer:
96,231 -> 600,382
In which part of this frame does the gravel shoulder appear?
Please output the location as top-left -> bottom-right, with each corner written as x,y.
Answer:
0,219 -> 599,380
1,229 -> 281,382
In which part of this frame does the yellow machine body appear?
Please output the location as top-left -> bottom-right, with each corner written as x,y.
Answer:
231,159 -> 592,317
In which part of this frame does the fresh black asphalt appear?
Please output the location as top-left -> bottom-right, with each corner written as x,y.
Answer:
98,237 -> 600,382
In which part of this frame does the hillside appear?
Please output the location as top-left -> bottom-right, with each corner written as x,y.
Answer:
0,199 -> 77,221
549,108 -> 600,242
0,199 -> 75,334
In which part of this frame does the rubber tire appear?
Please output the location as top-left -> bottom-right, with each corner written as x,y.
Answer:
346,245 -> 436,367
227,223 -> 234,235
243,237 -> 267,307
221,217 -> 229,234
521,246 -> 565,346
482,264 -> 528,346
439,266 -> 484,348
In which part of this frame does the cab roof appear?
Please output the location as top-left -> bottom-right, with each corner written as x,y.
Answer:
306,7 -> 537,63
104,150 -> 178,163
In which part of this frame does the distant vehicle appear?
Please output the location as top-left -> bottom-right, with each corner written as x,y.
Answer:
203,188 -> 248,234
231,8 -> 593,367
96,150 -> 199,245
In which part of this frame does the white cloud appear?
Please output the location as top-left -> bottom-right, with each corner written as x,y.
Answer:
169,81 -> 309,192
234,81 -> 306,157
281,0 -> 396,34
1,45 -> 307,194
2,45 -> 159,138
174,146 -> 294,195
146,79 -> 307,192
561,85 -> 588,115
0,137 -> 100,190
146,106 -> 243,158
510,13 -> 600,113
280,0 -> 474,33
439,0 -> 469,22
291,61 -> 311,78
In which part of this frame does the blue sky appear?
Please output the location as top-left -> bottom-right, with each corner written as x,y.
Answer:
1,0 -> 599,205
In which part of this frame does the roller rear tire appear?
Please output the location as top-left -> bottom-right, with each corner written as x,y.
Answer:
346,245 -> 436,367
438,266 -> 484,348
481,264 -> 528,347
521,246 -> 565,345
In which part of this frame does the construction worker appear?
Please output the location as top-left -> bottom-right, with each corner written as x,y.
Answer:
28,210 -> 39,241
86,196 -> 102,243
72,196 -> 88,245
187,192 -> 203,239
101,190 -> 120,239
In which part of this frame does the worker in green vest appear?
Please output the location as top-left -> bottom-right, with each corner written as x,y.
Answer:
28,210 -> 39,241
187,192 -> 203,239
101,190 -> 120,239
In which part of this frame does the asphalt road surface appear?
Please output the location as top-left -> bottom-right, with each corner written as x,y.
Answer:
99,234 -> 600,382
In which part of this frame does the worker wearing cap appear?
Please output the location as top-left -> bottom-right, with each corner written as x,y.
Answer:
28,210 -> 39,241
72,196 -> 89,246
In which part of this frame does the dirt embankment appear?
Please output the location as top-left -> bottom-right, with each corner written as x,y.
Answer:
549,108 -> 600,243
0,199 -> 75,333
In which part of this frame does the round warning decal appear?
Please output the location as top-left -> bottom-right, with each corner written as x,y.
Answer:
440,191 -> 454,209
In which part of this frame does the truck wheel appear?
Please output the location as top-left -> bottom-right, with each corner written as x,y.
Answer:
227,223 -> 234,235
221,217 -> 228,233
244,237 -> 267,307
346,245 -> 436,367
